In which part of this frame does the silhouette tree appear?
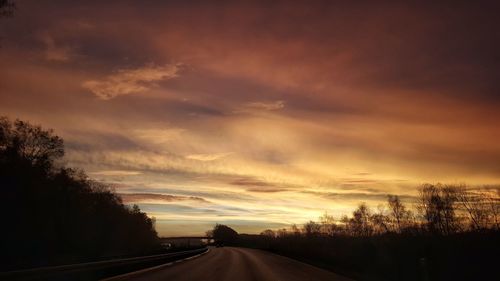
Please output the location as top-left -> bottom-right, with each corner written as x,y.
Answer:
211,224 -> 238,245
233,182 -> 499,281
260,229 -> 276,238
290,224 -> 301,236
340,215 -> 350,235
319,211 -> 338,236
418,184 -> 459,235
0,117 -> 159,270
370,205 -> 390,234
0,0 -> 15,18
349,203 -> 373,236
456,186 -> 486,230
485,190 -> 500,229
276,228 -> 288,238
387,195 -> 414,233
0,117 -> 64,169
302,220 -> 321,237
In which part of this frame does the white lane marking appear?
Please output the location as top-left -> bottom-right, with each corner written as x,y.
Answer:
101,248 -> 210,281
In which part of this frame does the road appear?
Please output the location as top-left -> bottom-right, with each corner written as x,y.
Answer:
109,247 -> 353,281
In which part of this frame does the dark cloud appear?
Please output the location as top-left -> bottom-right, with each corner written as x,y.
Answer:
119,193 -> 209,203
137,203 -> 216,214
230,177 -> 292,193
245,187 -> 289,193
304,191 -> 417,203
230,177 -> 276,187
122,186 -> 257,202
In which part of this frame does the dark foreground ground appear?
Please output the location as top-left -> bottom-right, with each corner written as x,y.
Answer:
107,247 -> 353,281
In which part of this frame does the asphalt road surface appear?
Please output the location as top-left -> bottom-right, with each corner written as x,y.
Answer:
111,247 -> 353,281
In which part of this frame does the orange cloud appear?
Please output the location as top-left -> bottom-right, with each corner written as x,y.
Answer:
245,101 -> 285,111
82,64 -> 180,99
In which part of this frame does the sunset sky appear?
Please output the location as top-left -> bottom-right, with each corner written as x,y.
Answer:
1,1 -> 499,236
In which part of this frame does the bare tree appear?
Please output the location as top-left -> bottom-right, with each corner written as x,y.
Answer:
349,203 -> 373,237
455,186 -> 491,230
370,205 -> 390,234
276,228 -> 288,238
387,195 -> 415,233
0,117 -> 64,169
303,220 -> 321,237
340,215 -> 350,235
442,185 -> 460,233
290,224 -> 301,236
418,184 -> 459,235
319,212 -> 337,236
485,188 -> 500,230
260,229 -> 276,238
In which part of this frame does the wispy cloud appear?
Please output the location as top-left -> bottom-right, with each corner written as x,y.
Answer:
119,193 -> 209,204
245,187 -> 289,193
82,64 -> 180,99
244,100 -> 285,111
90,170 -> 142,176
40,33 -> 73,62
230,177 -> 292,193
304,191 -> 417,203
186,152 -> 232,161
133,128 -> 185,144
230,177 -> 277,187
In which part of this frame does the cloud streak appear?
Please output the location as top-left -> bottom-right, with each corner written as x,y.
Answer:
185,152 -> 233,162
90,170 -> 142,176
83,64 -> 180,99
245,100 -> 285,111
119,193 -> 209,204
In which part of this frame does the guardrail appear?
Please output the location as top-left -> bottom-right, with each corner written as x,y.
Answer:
0,247 -> 208,281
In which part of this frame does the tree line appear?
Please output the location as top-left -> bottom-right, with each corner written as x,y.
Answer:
261,184 -> 499,239
212,186 -> 499,280
0,117 -> 160,271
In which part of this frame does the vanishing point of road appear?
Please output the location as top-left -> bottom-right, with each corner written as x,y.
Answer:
108,247 -> 353,281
